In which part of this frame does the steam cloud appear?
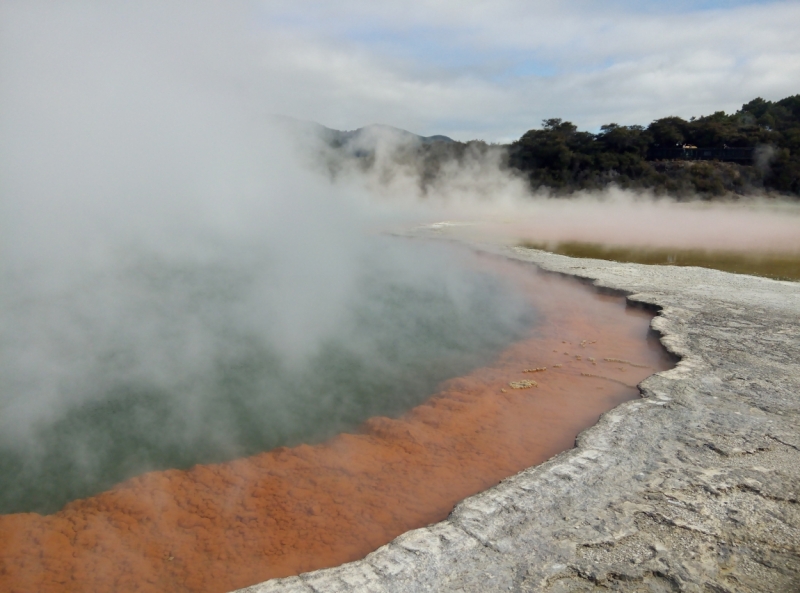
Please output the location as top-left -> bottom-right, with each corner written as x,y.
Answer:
2,1 -> 799,515
306,125 -> 800,254
0,2 -> 536,513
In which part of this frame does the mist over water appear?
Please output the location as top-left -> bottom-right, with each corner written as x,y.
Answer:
0,236 -> 535,514
0,2 -> 539,514
2,1 -> 797,518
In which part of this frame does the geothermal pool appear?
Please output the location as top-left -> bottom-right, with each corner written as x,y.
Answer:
0,238 -> 536,516
0,242 -> 673,593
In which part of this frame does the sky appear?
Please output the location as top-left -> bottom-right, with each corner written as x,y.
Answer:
247,0 -> 800,140
2,0 -> 799,142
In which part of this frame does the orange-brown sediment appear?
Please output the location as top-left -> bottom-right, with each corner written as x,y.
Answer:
0,260 -> 673,593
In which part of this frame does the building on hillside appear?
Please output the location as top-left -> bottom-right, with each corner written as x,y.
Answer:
647,145 -> 754,163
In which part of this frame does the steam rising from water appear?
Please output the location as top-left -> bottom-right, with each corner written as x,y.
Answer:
1,234 -> 535,514
0,3 -> 540,514
309,130 -> 800,254
1,1 -> 798,515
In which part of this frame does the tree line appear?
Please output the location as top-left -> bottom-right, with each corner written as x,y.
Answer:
321,95 -> 800,199
506,95 -> 800,197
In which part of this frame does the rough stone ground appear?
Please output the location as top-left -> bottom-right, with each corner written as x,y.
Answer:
236,241 -> 800,593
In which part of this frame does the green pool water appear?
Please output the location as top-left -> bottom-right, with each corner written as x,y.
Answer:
0,239 -> 537,515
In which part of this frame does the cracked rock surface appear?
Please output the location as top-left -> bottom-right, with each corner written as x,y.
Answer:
235,244 -> 800,593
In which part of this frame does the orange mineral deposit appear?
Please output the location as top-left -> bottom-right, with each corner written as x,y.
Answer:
0,259 -> 673,593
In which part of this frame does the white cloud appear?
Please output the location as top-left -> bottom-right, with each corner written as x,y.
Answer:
243,0 -> 800,139
3,0 -> 798,140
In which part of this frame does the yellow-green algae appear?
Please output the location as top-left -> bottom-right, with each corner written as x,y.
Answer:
520,241 -> 800,282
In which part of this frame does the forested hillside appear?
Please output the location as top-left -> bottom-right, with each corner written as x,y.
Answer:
317,95 -> 800,199
507,95 -> 800,197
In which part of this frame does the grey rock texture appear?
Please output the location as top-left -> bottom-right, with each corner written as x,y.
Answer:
235,244 -> 800,593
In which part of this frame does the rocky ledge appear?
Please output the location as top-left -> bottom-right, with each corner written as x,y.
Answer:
237,244 -> 800,593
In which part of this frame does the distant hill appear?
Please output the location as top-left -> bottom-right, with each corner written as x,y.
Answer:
273,95 -> 800,199
332,124 -> 455,146
271,115 -> 473,191
270,116 -> 454,151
